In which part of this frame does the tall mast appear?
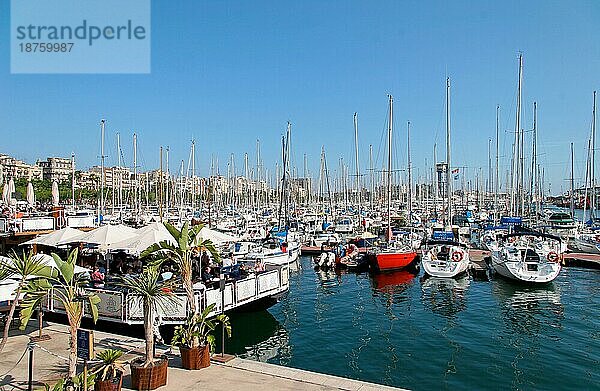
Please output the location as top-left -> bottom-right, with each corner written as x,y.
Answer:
159,146 -> 163,222
353,112 -> 361,213
592,91 -> 597,219
165,146 -> 170,213
495,105 -> 500,222
570,142 -> 575,219
191,140 -> 196,211
514,53 -> 523,215
407,120 -> 412,231
387,94 -> 393,242
369,144 -> 374,210
488,138 -> 492,195
256,139 -> 261,207
117,132 -> 122,220
133,132 -> 138,219
530,102 -> 537,221
433,143 -> 437,218
446,78 -> 452,226
303,153 -> 309,206
100,119 -> 106,219
71,152 -> 76,208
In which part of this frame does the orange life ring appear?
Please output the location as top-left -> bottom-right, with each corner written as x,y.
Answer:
547,251 -> 559,262
451,251 -> 463,262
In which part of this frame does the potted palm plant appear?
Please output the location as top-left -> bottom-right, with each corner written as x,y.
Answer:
44,372 -> 95,391
119,264 -> 179,390
171,303 -> 231,370
91,349 -> 125,391
19,249 -> 101,377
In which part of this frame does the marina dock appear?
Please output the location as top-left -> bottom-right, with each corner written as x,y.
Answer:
562,252 -> 600,269
468,249 -> 490,279
0,322 -> 406,391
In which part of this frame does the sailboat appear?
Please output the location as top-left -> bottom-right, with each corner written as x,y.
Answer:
421,78 -> 470,278
368,95 -> 419,272
490,54 -> 563,283
573,91 -> 600,253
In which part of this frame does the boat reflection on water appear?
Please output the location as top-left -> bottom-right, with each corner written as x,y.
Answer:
370,270 -> 418,306
491,280 -> 565,390
492,280 -> 564,336
372,270 -> 417,291
220,310 -> 290,362
420,275 -> 470,318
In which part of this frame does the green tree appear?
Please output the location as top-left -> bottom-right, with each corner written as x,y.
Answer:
141,222 -> 220,321
118,264 -> 178,366
0,251 -> 49,353
20,249 -> 100,377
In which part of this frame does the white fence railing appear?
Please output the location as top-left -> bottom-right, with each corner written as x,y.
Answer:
47,267 -> 290,324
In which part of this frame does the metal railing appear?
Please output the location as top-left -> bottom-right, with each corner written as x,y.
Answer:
47,267 -> 290,325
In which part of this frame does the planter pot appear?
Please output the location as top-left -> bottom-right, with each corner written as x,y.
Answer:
179,345 -> 211,370
94,372 -> 123,391
130,357 -> 168,391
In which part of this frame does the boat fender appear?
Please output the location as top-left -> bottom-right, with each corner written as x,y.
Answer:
546,251 -> 559,262
451,250 -> 463,262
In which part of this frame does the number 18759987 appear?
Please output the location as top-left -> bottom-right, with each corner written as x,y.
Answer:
19,42 -> 74,52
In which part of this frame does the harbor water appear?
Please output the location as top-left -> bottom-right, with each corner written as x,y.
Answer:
225,256 -> 599,390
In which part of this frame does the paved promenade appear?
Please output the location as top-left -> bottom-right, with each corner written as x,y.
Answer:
0,322 -> 406,391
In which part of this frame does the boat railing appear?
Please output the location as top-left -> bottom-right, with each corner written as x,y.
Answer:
45,267 -> 289,324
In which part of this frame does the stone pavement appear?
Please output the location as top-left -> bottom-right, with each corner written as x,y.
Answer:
0,322 -> 406,391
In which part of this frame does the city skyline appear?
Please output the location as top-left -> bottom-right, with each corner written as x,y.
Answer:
2,1 -> 600,194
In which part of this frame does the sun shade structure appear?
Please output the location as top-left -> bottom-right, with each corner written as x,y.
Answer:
0,254 -> 89,302
26,181 -> 35,206
22,227 -> 85,247
57,223 -> 138,251
51,180 -> 59,206
0,253 -> 89,279
111,228 -> 176,256
197,226 -> 238,245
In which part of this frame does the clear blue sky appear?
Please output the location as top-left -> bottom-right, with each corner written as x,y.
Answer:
1,1 -> 599,194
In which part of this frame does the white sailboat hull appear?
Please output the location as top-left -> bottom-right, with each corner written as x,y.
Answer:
491,251 -> 561,283
422,251 -> 470,278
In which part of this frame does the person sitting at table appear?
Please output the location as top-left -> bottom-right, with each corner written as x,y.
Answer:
201,266 -> 213,283
201,250 -> 210,269
254,260 -> 265,273
91,266 -> 105,288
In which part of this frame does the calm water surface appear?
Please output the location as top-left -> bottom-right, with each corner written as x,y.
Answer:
225,256 -> 599,390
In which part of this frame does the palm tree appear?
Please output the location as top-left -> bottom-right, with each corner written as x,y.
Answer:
118,264 -> 179,366
0,250 -> 49,353
141,222 -> 220,316
19,249 -> 101,377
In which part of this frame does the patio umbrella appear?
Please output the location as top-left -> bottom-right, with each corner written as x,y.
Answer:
197,226 -> 238,245
59,223 -> 138,251
1,182 -> 7,205
22,227 -> 84,247
8,177 -> 15,202
111,227 -> 176,256
0,280 -> 21,302
26,180 -> 35,207
51,180 -> 59,206
0,254 -> 89,279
